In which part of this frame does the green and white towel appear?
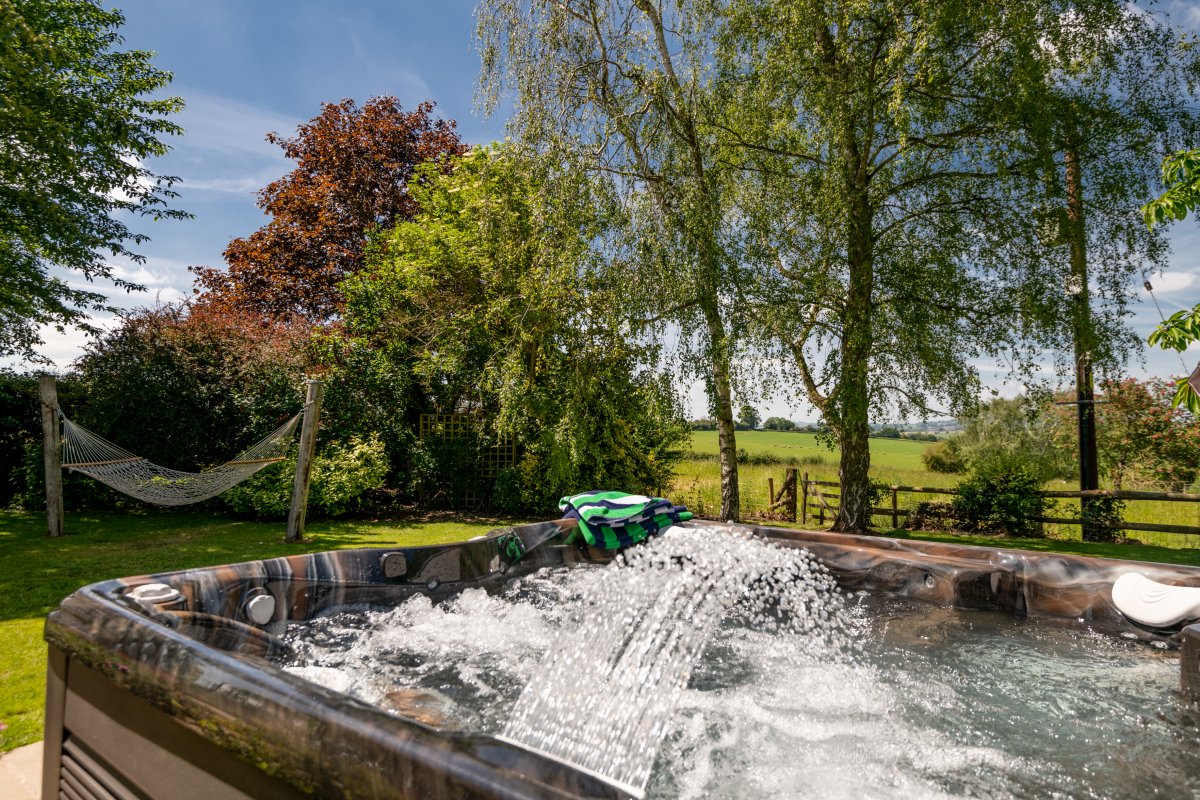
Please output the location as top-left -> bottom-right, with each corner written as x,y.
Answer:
558,490 -> 693,550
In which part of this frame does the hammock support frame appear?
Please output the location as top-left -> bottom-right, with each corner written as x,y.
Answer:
42,376 -> 323,540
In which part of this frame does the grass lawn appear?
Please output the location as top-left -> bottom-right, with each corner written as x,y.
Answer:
0,509 -> 515,754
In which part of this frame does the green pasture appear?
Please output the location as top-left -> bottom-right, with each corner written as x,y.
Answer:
688,429 -> 929,472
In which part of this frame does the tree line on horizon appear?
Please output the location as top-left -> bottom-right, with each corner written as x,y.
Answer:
3,0 -> 1200,528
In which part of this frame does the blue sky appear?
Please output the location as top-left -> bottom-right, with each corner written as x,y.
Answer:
15,0 -> 1200,421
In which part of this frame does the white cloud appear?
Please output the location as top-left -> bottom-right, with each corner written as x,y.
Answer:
108,257 -> 191,287
105,154 -> 155,204
1168,0 -> 1200,28
1147,270 -> 1197,296
0,316 -> 117,372
181,176 -> 270,195
174,90 -> 301,160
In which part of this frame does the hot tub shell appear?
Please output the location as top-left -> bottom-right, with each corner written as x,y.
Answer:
42,521 -> 1200,799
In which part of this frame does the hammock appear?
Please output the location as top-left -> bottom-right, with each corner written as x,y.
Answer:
59,412 -> 301,506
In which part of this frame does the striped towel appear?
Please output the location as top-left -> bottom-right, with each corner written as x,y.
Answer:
558,490 -> 693,550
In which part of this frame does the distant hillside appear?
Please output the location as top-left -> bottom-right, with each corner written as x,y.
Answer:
871,419 -> 961,435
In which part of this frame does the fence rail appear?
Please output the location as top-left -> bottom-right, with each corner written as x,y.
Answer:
733,472 -> 1200,538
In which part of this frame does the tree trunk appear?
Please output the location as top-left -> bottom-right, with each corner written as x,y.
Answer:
702,298 -> 740,521
833,174 -> 874,533
1065,142 -> 1101,540
833,309 -> 873,532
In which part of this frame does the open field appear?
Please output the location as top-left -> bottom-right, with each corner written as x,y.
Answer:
673,430 -> 1200,547
688,429 -> 928,471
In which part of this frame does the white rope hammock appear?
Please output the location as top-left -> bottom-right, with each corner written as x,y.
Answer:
59,412 -> 302,506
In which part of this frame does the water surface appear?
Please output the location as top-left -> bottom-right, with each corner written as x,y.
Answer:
279,535 -> 1198,799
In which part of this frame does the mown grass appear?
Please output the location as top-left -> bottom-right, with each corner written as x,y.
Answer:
0,510 -> 514,753
674,430 -> 1200,548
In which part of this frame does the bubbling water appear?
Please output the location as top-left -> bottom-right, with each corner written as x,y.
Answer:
277,525 -> 1197,798
499,524 -> 858,795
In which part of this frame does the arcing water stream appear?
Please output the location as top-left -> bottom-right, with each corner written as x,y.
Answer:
497,526 -> 857,795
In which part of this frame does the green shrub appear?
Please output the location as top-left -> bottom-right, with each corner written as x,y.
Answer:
868,479 -> 890,509
0,371 -> 40,507
905,500 -> 956,532
222,435 -> 388,519
491,467 -> 524,515
311,436 -> 390,515
922,440 -> 965,473
1079,495 -> 1127,543
71,304 -> 310,474
952,466 -> 1045,537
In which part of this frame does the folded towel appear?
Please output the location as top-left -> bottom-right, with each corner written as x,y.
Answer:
558,490 -> 693,550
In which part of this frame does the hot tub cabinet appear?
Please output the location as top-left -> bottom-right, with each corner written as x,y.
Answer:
42,521 -> 1200,800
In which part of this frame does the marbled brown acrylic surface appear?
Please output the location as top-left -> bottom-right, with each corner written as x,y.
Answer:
44,521 -> 1200,799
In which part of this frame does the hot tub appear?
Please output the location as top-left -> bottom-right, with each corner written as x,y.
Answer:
41,521 -> 1200,799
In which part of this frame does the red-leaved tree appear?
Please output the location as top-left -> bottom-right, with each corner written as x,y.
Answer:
1051,377 -> 1200,491
191,97 -> 466,320
72,302 -> 314,472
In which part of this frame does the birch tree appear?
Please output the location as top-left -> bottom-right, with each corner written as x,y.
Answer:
718,0 -> 1197,531
1000,5 -> 1198,535
719,0 -> 1046,530
477,0 -> 746,519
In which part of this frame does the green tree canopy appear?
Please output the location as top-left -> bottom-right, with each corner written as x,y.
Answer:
342,146 -> 689,509
1144,147 -> 1200,415
736,404 -> 761,431
1050,378 -> 1200,492
1144,149 -> 1200,228
949,397 -> 1074,484
477,0 -> 747,520
0,0 -> 187,360
716,0 -> 1197,529
717,0 -> 1057,529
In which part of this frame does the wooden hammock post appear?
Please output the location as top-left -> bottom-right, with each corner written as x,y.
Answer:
286,379 -> 324,543
40,375 -> 64,538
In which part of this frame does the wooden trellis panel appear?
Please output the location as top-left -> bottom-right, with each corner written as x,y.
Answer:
417,413 -> 517,508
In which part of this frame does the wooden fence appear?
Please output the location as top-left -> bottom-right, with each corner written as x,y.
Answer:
740,471 -> 1200,538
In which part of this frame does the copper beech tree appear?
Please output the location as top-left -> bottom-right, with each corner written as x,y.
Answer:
191,97 -> 466,320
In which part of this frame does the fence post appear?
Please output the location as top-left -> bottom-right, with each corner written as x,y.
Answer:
786,468 -> 798,523
891,486 -> 899,530
286,379 -> 324,543
801,472 -> 809,526
40,375 -> 64,538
